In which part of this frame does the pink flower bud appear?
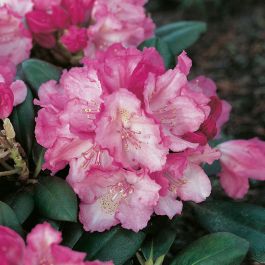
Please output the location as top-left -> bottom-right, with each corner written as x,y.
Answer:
26,10 -> 55,33
60,26 -> 88,53
0,83 -> 14,119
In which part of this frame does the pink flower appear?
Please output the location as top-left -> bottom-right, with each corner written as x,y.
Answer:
0,225 -> 25,265
26,10 -> 55,34
27,0 -> 90,49
61,26 -> 88,53
85,0 -> 154,57
0,6 -> 32,65
67,144 -> 116,185
152,145 -> 220,218
95,89 -> 168,172
85,44 -> 164,98
217,138 -> 265,199
35,67 -> 103,173
27,0 -> 154,59
0,83 -> 14,119
0,59 -> 27,118
76,169 -> 160,232
24,223 -> 90,265
144,52 -> 208,152
35,44 -> 227,231
0,223 -> 113,265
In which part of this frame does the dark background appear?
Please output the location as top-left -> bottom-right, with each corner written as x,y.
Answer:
147,0 -> 265,141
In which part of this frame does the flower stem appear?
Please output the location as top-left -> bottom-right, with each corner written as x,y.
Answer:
0,160 -> 13,170
0,168 -> 20,177
0,150 -> 10,159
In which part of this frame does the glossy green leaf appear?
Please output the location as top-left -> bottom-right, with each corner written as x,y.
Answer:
171,232 -> 249,265
156,21 -> 207,54
5,191 -> 34,224
139,37 -> 175,69
32,142 -> 45,178
34,176 -> 77,222
142,218 -> 176,262
62,222 -> 84,248
22,59 -> 62,96
193,201 -> 265,262
74,226 -> 145,265
203,160 -> 221,176
0,201 -> 22,234
10,88 -> 35,155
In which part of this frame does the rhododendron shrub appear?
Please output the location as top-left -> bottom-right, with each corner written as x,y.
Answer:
0,1 -> 265,264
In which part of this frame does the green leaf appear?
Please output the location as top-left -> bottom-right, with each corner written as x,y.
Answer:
74,226 -> 146,265
10,88 -> 35,155
32,142 -> 45,178
171,232 -> 249,265
62,222 -> 84,248
139,37 -> 175,69
142,219 -> 176,262
5,191 -> 34,224
22,59 -> 62,96
193,201 -> 265,262
203,160 -> 221,176
156,21 -> 207,54
0,201 -> 22,234
34,175 -> 77,222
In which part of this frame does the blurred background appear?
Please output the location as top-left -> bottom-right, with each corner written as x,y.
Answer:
147,0 -> 265,141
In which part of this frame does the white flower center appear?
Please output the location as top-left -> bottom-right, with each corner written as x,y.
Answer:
100,181 -> 134,214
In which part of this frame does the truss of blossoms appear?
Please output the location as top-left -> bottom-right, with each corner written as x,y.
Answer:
0,0 -> 264,264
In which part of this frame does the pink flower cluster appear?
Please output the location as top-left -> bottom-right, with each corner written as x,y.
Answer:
0,58 -> 27,119
0,0 -> 32,66
35,44 -> 232,232
0,222 -> 112,265
26,0 -> 154,57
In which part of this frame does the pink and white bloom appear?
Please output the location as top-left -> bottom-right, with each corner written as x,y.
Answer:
85,0 -> 154,57
35,44 -> 229,231
0,223 -> 113,265
76,169 -> 160,232
217,138 -> 265,199
0,5 -> 32,65
35,67 -> 103,173
95,89 -> 168,172
144,52 -> 209,152
152,145 -> 220,218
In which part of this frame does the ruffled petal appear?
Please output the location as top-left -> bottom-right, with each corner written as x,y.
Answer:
10,80 -> 27,106
219,166 -> 249,199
